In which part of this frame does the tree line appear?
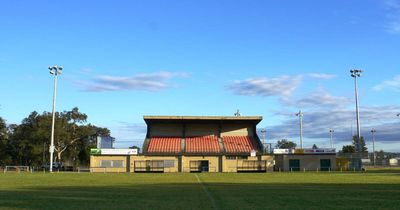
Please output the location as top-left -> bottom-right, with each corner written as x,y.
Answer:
0,107 -> 110,167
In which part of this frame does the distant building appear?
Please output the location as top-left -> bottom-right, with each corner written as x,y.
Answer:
274,148 -> 336,171
96,136 -> 115,149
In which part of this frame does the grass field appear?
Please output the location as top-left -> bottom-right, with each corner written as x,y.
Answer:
1,172 -> 400,210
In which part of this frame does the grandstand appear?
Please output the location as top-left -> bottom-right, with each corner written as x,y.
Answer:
90,116 -> 273,173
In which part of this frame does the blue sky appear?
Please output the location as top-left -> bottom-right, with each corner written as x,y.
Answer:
0,0 -> 399,151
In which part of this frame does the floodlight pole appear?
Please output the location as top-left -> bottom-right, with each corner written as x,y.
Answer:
261,128 -> 266,153
296,110 -> 303,149
49,65 -> 63,173
371,129 -> 376,166
329,129 -> 334,148
350,69 -> 362,170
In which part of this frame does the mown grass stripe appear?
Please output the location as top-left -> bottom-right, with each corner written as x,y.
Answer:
195,173 -> 218,210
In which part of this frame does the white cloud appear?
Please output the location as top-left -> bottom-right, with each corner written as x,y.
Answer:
308,73 -> 336,80
382,0 -> 400,34
262,85 -> 400,147
384,0 -> 400,9
76,71 -> 188,92
266,105 -> 400,145
292,88 -> 351,109
227,75 -> 303,99
373,75 -> 400,91
107,122 -> 147,149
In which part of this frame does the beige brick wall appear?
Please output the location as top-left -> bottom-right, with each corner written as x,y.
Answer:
185,124 -> 219,136
151,123 -> 183,137
278,155 -> 336,171
90,155 -> 128,173
181,156 -> 220,172
221,123 -> 253,136
130,156 -> 179,173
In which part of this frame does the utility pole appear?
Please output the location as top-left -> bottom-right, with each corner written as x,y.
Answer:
350,69 -> 362,170
371,129 -> 376,166
329,129 -> 334,148
48,65 -> 63,172
296,110 -> 303,149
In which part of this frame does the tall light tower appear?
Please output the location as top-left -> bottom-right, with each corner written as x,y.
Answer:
295,110 -> 303,149
371,129 -> 376,166
350,69 -> 362,169
49,65 -> 63,172
261,128 -> 266,153
329,129 -> 334,148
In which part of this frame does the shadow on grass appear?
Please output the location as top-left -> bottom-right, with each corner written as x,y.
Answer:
1,182 -> 400,210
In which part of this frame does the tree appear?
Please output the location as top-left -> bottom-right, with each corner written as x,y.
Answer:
352,135 -> 367,153
0,117 -> 8,165
7,108 -> 110,167
342,145 -> 355,153
276,139 -> 297,149
53,107 -> 88,164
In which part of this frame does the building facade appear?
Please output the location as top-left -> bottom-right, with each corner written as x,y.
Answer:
90,116 -> 273,173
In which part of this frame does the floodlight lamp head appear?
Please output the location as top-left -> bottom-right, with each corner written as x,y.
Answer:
350,69 -> 362,77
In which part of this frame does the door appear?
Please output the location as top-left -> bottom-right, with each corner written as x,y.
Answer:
200,161 -> 209,172
126,156 -> 130,172
178,156 -> 182,172
289,159 -> 300,171
320,159 -> 331,171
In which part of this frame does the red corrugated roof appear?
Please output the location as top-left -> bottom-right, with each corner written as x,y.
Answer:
223,136 -> 258,153
147,137 -> 182,153
185,136 -> 220,153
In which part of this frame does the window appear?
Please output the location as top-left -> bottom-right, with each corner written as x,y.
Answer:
237,156 -> 248,160
101,160 -> 112,168
101,160 -> 124,168
289,159 -> 300,171
226,156 -> 236,160
164,160 -> 175,168
113,160 -> 123,168
320,159 -> 331,171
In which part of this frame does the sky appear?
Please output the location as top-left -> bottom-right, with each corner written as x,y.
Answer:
0,0 -> 399,152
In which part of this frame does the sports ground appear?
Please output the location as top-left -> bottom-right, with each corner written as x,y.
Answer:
1,171 -> 400,210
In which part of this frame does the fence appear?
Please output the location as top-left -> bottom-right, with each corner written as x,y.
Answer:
3,166 -> 30,173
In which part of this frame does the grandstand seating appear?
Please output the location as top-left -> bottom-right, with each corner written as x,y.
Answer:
185,135 -> 220,153
147,137 -> 182,153
223,136 -> 259,154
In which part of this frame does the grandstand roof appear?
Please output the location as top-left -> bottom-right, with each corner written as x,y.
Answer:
144,116 -> 262,123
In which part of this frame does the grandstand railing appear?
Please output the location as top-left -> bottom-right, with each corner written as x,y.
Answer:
237,160 -> 267,172
134,160 -> 165,173
183,166 -> 217,173
134,166 -> 164,172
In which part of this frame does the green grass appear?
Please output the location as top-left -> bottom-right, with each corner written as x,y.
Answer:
1,172 -> 400,210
